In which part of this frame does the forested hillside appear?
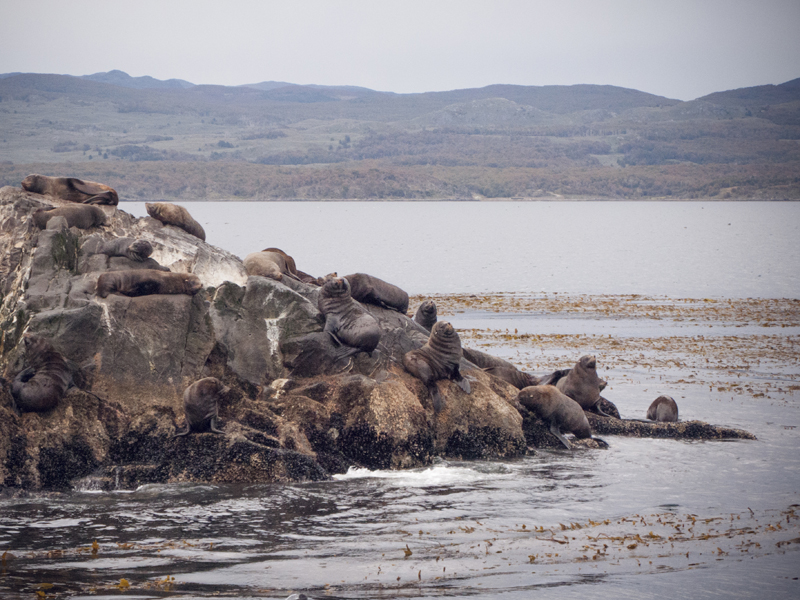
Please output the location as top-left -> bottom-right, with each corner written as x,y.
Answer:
0,72 -> 797,200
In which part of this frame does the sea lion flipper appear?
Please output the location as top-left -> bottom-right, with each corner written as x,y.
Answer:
171,425 -> 191,438
68,177 -> 107,196
455,377 -> 471,394
428,384 -> 445,413
209,417 -> 225,435
549,422 -> 572,449
83,191 -> 115,205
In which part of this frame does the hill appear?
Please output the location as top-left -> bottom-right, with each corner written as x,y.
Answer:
0,72 -> 797,200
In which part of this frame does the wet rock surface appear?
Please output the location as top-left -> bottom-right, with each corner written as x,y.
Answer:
0,186 -> 756,491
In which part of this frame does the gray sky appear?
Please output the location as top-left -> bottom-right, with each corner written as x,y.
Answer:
2,0 -> 799,100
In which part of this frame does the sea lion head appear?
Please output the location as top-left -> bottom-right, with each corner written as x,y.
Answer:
21,174 -> 42,192
578,355 -> 596,371
183,274 -> 203,295
322,277 -> 351,298
431,321 -> 455,338
128,240 -> 154,261
419,299 -> 436,316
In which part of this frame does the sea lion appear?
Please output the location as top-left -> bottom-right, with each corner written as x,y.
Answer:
413,299 -> 437,331
32,205 -> 107,230
402,321 -> 471,413
10,334 -> 72,413
484,366 -> 540,390
343,273 -> 410,314
261,247 -> 300,278
97,237 -> 153,262
145,202 -> 206,241
96,269 -> 202,298
517,385 -> 592,449
244,251 -> 299,281
317,277 -> 381,359
173,377 -> 230,437
21,174 -> 119,205
555,355 -> 611,416
647,395 -> 679,422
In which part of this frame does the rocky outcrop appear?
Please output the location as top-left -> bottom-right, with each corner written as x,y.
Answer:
0,186 -> 755,492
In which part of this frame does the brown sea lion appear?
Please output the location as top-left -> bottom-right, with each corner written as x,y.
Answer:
10,334 -> 72,413
32,205 -> 107,230
173,377 -> 230,437
244,251 -> 300,281
96,269 -> 202,298
98,237 -> 153,262
261,247 -> 300,278
517,385 -> 592,449
343,273 -> 409,314
647,395 -> 679,422
145,202 -> 206,241
555,355 -> 610,416
318,277 -> 381,359
413,299 -> 437,331
403,321 -> 471,413
21,174 -> 119,205
484,366 -> 540,390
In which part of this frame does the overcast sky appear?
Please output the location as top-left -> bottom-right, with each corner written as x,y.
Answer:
2,0 -> 798,101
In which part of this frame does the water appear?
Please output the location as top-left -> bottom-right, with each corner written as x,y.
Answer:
121,200 -> 800,298
1,201 -> 798,598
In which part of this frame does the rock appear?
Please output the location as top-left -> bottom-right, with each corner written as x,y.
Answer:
0,185 -> 756,491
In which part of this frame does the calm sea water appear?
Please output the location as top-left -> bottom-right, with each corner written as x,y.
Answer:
122,200 -> 800,298
1,202 -> 798,599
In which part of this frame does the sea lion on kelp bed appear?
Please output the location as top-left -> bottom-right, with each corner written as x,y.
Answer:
145,202 -> 206,241
414,299 -> 437,331
517,385 -> 592,450
10,335 -> 72,413
647,395 -> 679,422
343,273 -> 410,314
21,174 -> 119,205
317,277 -> 381,359
96,269 -> 202,298
403,321 -> 471,413
32,205 -> 107,230
173,377 -> 230,437
555,355 -> 611,416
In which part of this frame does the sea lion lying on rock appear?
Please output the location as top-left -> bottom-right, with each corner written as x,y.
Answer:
555,355 -> 612,416
318,277 -> 382,358
517,385 -> 592,449
244,251 -> 299,281
32,205 -> 107,230
403,321 -> 471,413
145,202 -> 206,241
343,273 -> 410,314
173,377 -> 230,437
96,269 -> 202,298
97,237 -> 153,262
21,174 -> 119,205
261,247 -> 301,277
10,334 -> 72,413
647,395 -> 679,422
414,299 -> 437,331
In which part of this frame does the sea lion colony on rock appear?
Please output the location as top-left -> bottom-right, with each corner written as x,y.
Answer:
403,321 -> 471,413
9,174 -> 718,460
21,174 -> 119,205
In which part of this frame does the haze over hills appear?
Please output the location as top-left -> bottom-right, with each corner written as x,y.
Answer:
0,71 -> 798,200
